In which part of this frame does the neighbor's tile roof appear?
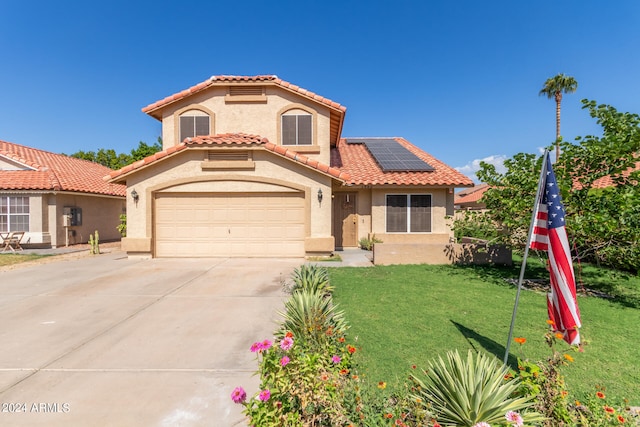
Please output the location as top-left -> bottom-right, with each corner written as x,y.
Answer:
106,133 -> 350,183
142,75 -> 346,115
331,137 -> 474,187
0,139 -> 126,196
455,184 -> 490,204
589,161 -> 640,189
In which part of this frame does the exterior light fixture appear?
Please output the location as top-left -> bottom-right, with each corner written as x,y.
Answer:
131,189 -> 139,203
317,188 -> 323,204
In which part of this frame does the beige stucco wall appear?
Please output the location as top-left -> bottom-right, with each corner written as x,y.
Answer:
49,193 -> 125,247
122,148 -> 333,257
5,193 -> 124,248
0,157 -> 28,170
159,87 -> 333,165
332,187 -> 455,245
374,243 -> 512,266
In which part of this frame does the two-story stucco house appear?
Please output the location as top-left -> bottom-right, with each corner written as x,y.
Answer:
107,75 -> 473,259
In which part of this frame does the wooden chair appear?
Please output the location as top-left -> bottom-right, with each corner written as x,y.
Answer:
1,231 -> 25,252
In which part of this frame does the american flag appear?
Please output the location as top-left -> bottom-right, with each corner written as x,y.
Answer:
530,153 -> 581,345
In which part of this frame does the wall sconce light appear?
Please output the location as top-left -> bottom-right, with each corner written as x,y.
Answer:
317,188 -> 323,204
131,189 -> 139,204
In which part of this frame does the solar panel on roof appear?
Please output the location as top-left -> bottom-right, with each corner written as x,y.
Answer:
345,138 -> 434,172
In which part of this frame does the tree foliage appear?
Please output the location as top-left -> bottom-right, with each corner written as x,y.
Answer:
70,138 -> 162,169
477,100 -> 640,272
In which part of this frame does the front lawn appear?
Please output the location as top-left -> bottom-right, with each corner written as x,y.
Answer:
329,260 -> 640,406
0,253 -> 48,267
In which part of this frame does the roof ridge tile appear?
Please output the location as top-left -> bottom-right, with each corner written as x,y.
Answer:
142,75 -> 346,114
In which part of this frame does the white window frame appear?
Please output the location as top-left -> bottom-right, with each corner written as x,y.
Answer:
281,114 -> 312,146
0,195 -> 30,232
385,193 -> 432,233
179,113 -> 210,142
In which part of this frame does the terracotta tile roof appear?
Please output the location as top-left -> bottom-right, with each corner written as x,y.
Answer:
0,140 -> 125,197
142,75 -> 347,115
106,133 -> 350,183
455,184 -> 490,205
331,137 -> 474,187
589,161 -> 640,189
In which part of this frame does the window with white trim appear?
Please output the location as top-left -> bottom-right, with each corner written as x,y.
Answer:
386,194 -> 431,233
179,110 -> 210,142
281,111 -> 312,146
0,196 -> 30,232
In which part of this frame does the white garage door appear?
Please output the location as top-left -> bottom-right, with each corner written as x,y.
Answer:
155,192 -> 305,257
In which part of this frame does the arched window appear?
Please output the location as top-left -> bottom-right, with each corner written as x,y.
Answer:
179,109 -> 210,142
281,109 -> 312,146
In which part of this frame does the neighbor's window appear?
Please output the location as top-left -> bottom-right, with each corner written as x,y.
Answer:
0,196 -> 30,232
282,111 -> 312,146
386,194 -> 431,233
179,110 -> 210,142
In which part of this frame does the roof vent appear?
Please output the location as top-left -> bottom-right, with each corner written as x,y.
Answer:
228,86 -> 265,97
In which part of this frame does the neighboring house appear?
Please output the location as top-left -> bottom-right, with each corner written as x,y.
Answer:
0,140 -> 126,247
107,75 -> 473,259
454,184 -> 489,211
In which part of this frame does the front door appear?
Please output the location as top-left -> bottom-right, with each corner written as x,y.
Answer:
333,193 -> 357,248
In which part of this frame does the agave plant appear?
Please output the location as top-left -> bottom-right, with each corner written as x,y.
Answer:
410,350 -> 544,426
277,289 -> 348,346
288,264 -> 333,295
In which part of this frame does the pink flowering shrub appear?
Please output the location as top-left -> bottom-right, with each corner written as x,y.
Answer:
233,331 -> 359,426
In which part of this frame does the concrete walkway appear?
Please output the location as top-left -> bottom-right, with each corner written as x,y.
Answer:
309,248 -> 374,268
0,251 -> 302,426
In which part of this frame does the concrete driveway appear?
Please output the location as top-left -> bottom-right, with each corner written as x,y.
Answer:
0,250 -> 303,426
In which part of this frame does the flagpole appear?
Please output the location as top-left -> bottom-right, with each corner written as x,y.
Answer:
503,150 -> 549,364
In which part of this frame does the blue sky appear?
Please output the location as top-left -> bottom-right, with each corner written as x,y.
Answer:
2,1 -> 639,181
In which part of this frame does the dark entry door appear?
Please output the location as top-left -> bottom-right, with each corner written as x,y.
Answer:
333,193 -> 357,248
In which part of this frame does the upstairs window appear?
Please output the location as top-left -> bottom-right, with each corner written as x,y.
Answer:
179,110 -> 210,142
282,111 -> 312,146
386,194 -> 431,233
0,196 -> 29,232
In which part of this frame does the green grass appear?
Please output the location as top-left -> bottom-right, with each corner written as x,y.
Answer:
0,253 -> 48,267
329,261 -> 640,406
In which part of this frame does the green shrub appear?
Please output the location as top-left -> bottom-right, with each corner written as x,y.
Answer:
286,264 -> 333,295
359,233 -> 382,251
452,211 -> 500,243
277,290 -> 348,350
409,350 -> 543,426
117,213 -> 127,237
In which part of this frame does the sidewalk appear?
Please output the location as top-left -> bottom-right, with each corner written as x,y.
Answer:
309,248 -> 373,267
16,241 -> 121,256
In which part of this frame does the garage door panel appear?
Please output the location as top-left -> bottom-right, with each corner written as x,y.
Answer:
155,193 -> 305,257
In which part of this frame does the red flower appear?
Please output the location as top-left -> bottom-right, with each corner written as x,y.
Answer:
604,406 -> 615,414
338,337 -> 345,343
384,413 -> 393,419
596,391 -> 606,399
285,331 -> 293,338
514,337 -> 526,345
618,415 -> 626,423
347,345 -> 356,354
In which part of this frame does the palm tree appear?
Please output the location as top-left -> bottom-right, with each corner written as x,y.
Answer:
539,73 -> 578,160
